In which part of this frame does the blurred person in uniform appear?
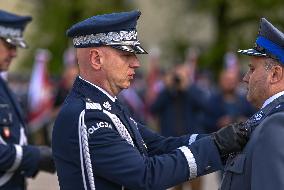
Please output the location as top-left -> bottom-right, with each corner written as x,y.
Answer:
207,69 -> 255,133
52,10 -> 250,190
150,61 -> 207,136
220,18 -> 284,190
0,9 -> 55,190
53,47 -> 79,114
150,62 -> 207,190
145,47 -> 164,107
48,47 -> 78,143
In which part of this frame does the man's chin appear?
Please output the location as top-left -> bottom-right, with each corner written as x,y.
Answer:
246,95 -> 260,108
246,92 -> 253,103
122,81 -> 131,89
246,94 -> 252,103
122,85 -> 130,90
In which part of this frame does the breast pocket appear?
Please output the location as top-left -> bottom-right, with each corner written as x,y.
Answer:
0,104 -> 12,126
0,104 -> 13,141
220,154 -> 246,190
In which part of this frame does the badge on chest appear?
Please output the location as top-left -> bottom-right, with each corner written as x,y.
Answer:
2,126 -> 10,139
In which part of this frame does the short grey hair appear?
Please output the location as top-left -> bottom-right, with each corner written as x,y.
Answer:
264,58 -> 283,71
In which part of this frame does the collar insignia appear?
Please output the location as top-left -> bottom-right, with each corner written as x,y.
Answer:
103,101 -> 112,111
254,112 -> 263,121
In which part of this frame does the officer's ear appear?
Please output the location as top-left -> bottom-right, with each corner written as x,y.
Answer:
89,48 -> 102,70
269,63 -> 283,84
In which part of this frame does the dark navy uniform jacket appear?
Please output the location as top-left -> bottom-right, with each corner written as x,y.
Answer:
206,91 -> 256,133
0,77 -> 40,190
52,77 -> 223,190
150,84 -> 208,136
220,94 -> 284,190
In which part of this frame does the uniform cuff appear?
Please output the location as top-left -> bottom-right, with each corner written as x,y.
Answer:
178,146 -> 197,179
7,145 -> 23,172
188,134 -> 209,145
20,145 -> 41,177
189,136 -> 223,176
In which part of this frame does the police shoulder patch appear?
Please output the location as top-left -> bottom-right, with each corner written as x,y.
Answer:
87,121 -> 113,135
85,101 -> 102,110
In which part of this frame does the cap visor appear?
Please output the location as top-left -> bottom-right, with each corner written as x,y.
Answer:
132,45 -> 148,54
111,45 -> 147,54
5,37 -> 28,48
238,48 -> 266,57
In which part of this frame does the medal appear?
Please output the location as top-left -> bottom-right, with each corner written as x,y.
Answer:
2,127 -> 10,138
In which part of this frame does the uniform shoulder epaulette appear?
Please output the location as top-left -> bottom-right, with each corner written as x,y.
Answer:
268,102 -> 284,116
83,98 -> 134,147
85,98 -> 102,110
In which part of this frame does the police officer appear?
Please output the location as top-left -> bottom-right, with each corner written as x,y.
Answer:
220,18 -> 284,190
0,9 -> 55,189
52,10 -> 249,190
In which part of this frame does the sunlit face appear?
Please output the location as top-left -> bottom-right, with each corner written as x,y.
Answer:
102,48 -> 140,95
242,57 -> 270,108
0,39 -> 17,72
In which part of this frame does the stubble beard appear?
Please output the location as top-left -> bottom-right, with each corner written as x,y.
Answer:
247,84 -> 268,109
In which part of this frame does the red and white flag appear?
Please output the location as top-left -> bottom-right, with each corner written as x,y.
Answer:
27,49 -> 54,132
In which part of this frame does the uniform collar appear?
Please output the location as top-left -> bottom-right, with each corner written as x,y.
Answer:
262,91 -> 284,109
78,76 -> 116,102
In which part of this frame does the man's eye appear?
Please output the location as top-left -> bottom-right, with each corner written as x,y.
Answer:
124,53 -> 133,57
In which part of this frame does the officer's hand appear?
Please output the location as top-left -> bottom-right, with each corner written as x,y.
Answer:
37,146 -> 56,173
212,122 -> 249,156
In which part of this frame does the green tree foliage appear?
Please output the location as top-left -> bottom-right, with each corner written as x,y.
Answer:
185,0 -> 284,74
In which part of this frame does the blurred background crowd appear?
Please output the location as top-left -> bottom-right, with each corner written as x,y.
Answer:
1,0 -> 284,189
